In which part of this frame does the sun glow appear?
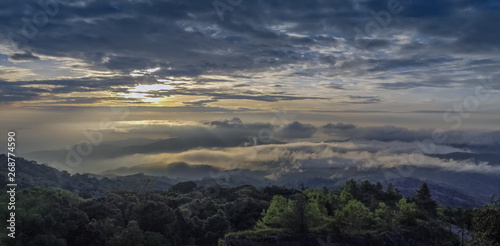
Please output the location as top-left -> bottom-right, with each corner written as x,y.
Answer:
129,84 -> 174,93
122,83 -> 175,104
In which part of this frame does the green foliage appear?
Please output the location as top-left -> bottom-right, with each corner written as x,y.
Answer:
306,190 -> 330,231
471,203 -> 500,245
107,221 -> 145,246
224,197 -> 268,231
224,228 -> 285,239
374,202 -> 394,230
396,198 -> 418,226
291,193 -> 308,233
27,234 -> 66,246
203,209 -> 231,242
256,195 -> 294,229
4,178 -> 495,246
335,199 -> 371,234
339,179 -> 357,204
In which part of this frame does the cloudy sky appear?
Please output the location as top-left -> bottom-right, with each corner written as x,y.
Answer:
1,0 -> 500,179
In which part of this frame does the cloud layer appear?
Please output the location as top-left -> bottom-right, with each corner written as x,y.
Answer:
1,0 -> 499,115
21,119 -> 500,176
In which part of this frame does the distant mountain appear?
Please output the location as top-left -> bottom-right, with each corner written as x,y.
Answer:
450,144 -> 500,155
195,167 -> 491,208
428,152 -> 500,165
1,154 -> 496,208
391,178 -> 486,208
102,162 -> 223,180
22,137 -> 159,164
24,143 -> 122,163
0,154 -> 173,197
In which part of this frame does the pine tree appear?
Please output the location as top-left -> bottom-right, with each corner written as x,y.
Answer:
256,195 -> 293,229
293,193 -> 308,234
385,183 -> 403,207
414,183 -> 438,218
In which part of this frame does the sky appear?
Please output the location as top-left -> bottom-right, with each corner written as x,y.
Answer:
1,0 -> 500,180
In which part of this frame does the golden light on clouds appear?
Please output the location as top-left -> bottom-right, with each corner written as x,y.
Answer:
130,67 -> 161,77
129,84 -> 174,93
122,83 -> 174,104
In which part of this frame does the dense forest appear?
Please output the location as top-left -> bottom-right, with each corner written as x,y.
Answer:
1,180 -> 499,245
1,156 -> 499,245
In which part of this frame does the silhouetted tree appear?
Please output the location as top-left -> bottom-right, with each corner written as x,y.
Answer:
414,183 -> 438,218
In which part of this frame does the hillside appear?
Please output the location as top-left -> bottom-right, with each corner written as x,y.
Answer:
1,155 -> 499,245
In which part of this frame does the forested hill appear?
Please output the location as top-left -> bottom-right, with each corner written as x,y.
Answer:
0,154 -> 174,197
1,155 -> 499,245
0,154 -> 487,208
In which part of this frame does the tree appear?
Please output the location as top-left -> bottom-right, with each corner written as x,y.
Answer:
133,200 -> 172,233
225,197 -> 268,231
471,203 -> 500,245
340,179 -> 359,204
142,232 -> 170,246
385,183 -> 402,207
27,234 -> 66,246
256,195 -> 293,229
305,190 -> 330,231
375,202 -> 394,230
174,209 -> 191,245
359,180 -> 381,209
396,198 -> 418,226
203,209 -> 231,244
335,199 -> 371,234
414,183 -> 438,218
292,193 -> 308,234
106,221 -> 145,246
170,181 -> 197,194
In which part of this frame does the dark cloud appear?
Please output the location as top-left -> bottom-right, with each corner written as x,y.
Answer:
322,123 -> 356,133
9,52 -> 40,61
0,0 -> 499,110
0,81 -> 47,103
0,0 -> 497,79
321,122 -> 500,148
353,39 -> 391,50
203,117 -> 245,128
209,93 -> 323,102
318,54 -> 337,65
233,84 -> 249,87
182,99 -> 218,106
279,121 -> 317,139
347,95 -> 381,104
0,76 -> 139,104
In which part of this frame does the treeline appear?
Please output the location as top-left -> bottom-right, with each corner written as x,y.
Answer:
229,181 -> 499,245
0,155 -> 173,197
1,180 -> 499,246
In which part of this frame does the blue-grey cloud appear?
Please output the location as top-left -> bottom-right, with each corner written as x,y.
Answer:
279,121 -> 317,139
0,0 -> 498,85
9,52 -> 40,61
